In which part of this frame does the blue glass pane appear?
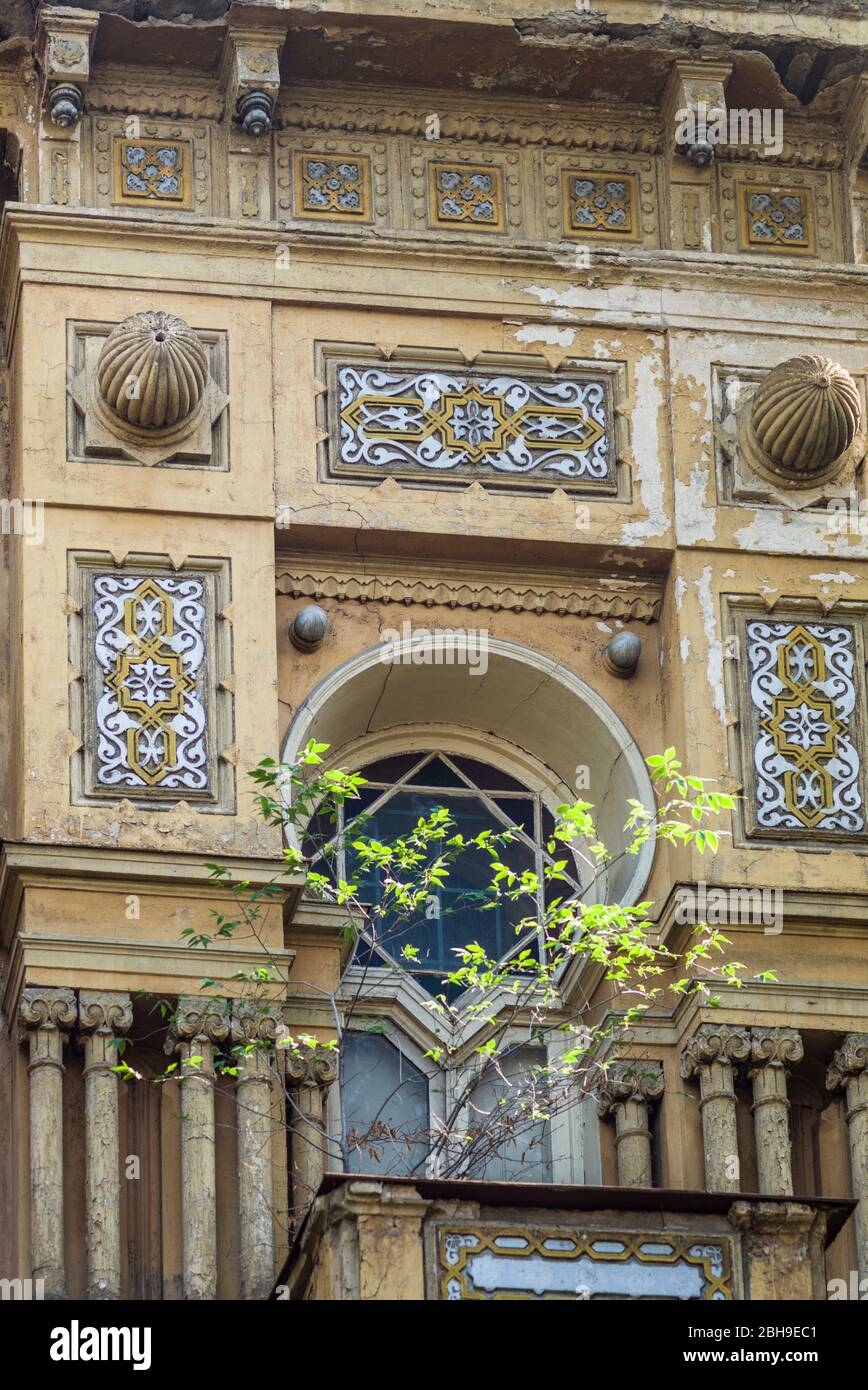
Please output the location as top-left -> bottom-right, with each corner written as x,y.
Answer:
403,756 -> 467,788
464,1047 -> 553,1182
349,788 -> 536,992
341,1032 -> 428,1176
450,755 -> 526,791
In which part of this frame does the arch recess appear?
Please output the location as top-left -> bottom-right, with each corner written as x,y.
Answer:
281,636 -> 656,906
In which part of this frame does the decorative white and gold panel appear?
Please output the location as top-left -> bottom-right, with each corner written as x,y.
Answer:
292,151 -> 373,222
317,346 -> 625,494
275,134 -> 389,226
432,1225 -> 733,1300
727,600 -> 868,845
87,117 -> 212,214
69,555 -> 235,811
719,166 -> 837,261
113,136 -> 191,208
407,143 -> 527,238
426,160 -> 505,232
543,153 -> 659,248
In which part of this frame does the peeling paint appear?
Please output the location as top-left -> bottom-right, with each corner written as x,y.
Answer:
734,511 -> 868,559
522,283 -> 585,313
512,323 -> 576,348
620,351 -> 668,545
696,567 -> 727,726
675,465 -> 716,546
809,571 -> 856,585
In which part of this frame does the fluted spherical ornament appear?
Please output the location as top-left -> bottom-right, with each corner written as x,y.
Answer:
97,311 -> 209,432
748,355 -> 861,483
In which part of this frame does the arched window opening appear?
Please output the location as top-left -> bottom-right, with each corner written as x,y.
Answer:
306,749 -> 584,995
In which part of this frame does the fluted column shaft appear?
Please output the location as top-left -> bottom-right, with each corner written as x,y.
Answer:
78,991 -> 133,1299
166,999 -> 230,1300
19,987 -> 76,1298
748,1028 -> 802,1197
232,1009 -> 279,1300
597,1061 -> 664,1187
827,1034 -> 868,1277
287,1047 -> 337,1218
681,1025 -> 750,1193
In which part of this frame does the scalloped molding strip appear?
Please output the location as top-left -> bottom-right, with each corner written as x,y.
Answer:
275,569 -> 661,624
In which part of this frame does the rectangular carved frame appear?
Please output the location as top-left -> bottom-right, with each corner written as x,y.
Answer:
723,594 -> 868,850
315,341 -> 630,498
68,550 -> 235,813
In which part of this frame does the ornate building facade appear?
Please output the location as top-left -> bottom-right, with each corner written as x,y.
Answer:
0,0 -> 866,1302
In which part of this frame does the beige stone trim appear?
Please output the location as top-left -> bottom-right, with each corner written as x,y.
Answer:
19,986 -> 77,1299
276,560 -> 661,624
597,1060 -> 664,1187
827,1033 -> 868,1276
287,1046 -> 338,1218
681,1024 -> 750,1193
165,998 -> 231,1300
78,990 -> 133,1300
748,1028 -> 803,1197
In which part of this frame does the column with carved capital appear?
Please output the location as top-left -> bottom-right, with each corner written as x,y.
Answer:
680,1024 -> 750,1192
19,986 -> 77,1298
78,991 -> 133,1299
827,1033 -> 868,1276
232,1006 -> 280,1299
165,998 -> 230,1300
748,1027 -> 802,1197
597,1060 -> 664,1187
287,1045 -> 338,1217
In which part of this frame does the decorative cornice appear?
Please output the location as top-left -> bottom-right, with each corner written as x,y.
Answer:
275,91 -> 661,155
597,1059 -> 665,1116
826,1032 -> 868,1091
87,68 -> 224,120
680,1023 -> 751,1078
716,135 -> 844,170
275,566 -> 661,625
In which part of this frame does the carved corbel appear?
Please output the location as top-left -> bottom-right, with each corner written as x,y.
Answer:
662,60 -> 732,253
663,60 -> 732,169
220,28 -> 283,135
36,8 -> 99,130
220,25 -> 285,219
